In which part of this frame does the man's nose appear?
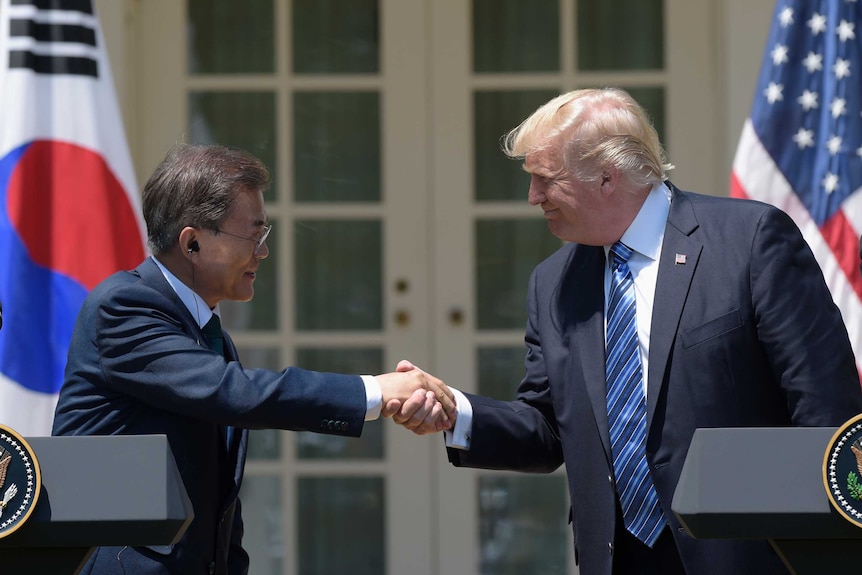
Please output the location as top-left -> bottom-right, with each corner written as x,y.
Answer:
528,182 -> 544,205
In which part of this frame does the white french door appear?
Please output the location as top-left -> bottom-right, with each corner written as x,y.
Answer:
127,0 -> 716,573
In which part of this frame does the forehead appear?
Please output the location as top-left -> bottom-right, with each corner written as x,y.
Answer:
524,149 -> 560,175
225,187 -> 267,225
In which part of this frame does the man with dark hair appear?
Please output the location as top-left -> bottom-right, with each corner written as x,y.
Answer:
53,144 -> 453,575
394,88 -> 862,575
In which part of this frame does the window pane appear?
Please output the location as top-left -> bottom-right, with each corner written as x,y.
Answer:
240,476 -> 283,575
295,220 -> 382,330
475,90 -> 559,201
292,0 -> 379,74
478,347 -> 524,400
298,477 -> 385,575
293,92 -> 381,202
577,0 -> 663,71
473,0 -> 559,73
188,91 -> 277,202
476,219 -> 561,330
219,220 -> 279,331
479,475 -> 569,575
295,348 -> 384,459
188,0 -> 274,74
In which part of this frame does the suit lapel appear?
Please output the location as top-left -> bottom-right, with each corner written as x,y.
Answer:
137,258 -> 204,339
646,185 -> 701,428
560,245 -> 613,459
141,258 -> 249,499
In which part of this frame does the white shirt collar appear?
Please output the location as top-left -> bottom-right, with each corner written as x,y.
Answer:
609,181 -> 672,261
151,255 -> 218,329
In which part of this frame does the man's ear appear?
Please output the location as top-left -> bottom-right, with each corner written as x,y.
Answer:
599,167 -> 619,197
178,226 -> 198,257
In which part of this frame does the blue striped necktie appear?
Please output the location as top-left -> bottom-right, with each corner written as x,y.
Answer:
605,242 -> 665,547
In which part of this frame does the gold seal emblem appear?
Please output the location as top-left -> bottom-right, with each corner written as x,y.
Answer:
823,413 -> 862,529
0,423 -> 41,539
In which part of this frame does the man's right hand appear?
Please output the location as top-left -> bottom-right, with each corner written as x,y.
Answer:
376,363 -> 455,432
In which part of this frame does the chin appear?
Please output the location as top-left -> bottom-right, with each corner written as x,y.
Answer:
232,290 -> 254,303
547,224 -> 574,243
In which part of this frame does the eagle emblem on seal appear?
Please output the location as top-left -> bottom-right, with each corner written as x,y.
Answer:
0,447 -> 17,517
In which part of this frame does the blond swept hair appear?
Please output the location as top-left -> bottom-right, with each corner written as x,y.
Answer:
501,87 -> 673,187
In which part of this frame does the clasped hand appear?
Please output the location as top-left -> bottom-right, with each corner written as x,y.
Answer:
376,360 -> 455,434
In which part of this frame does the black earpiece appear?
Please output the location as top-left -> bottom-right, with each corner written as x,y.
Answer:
188,241 -> 200,254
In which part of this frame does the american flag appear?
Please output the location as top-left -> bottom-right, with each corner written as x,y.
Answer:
731,0 -> 862,374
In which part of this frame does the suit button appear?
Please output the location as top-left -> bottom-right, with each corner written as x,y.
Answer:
209,562 -> 216,574
320,420 -> 328,430
608,474 -> 613,485
608,542 -> 613,555
341,422 -> 349,431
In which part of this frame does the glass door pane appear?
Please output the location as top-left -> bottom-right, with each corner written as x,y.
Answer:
472,0 -> 559,72
298,477 -> 386,575
293,91 -> 381,203
188,0 -> 275,73
576,0 -> 664,71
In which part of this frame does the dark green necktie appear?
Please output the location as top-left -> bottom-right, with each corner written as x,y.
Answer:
203,314 -> 233,486
202,314 -> 224,356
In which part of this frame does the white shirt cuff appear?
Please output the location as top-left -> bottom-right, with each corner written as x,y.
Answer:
444,387 -> 473,449
361,375 -> 382,421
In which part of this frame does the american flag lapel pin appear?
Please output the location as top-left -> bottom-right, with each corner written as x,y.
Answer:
675,253 -> 686,265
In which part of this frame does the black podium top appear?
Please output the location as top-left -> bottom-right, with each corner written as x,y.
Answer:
0,434 -> 192,548
672,427 -> 862,540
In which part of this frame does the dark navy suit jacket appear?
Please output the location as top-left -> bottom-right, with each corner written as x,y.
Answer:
448,184 -> 862,575
53,257 -> 367,574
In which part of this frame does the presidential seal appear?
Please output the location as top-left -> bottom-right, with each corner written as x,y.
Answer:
0,424 -> 41,539
823,413 -> 862,529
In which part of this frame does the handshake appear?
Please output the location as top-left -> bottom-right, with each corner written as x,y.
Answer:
376,360 -> 456,435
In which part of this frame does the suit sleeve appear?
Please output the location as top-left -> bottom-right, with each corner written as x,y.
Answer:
447,269 -> 564,473
750,207 -> 862,424
60,283 -> 367,435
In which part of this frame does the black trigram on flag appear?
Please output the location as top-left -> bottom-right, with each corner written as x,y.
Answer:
7,0 -> 99,77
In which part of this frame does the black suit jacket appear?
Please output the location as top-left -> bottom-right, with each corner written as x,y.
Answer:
449,184 -> 862,575
53,257 -> 367,574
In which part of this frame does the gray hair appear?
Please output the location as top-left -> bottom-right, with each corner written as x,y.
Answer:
142,144 -> 270,254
